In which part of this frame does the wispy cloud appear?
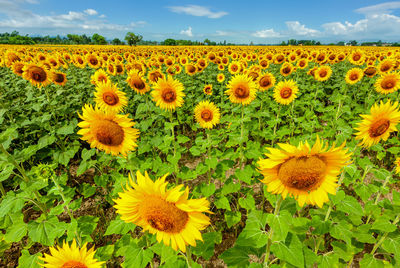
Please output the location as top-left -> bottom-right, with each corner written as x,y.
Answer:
168,5 -> 228,19
252,29 -> 281,38
355,1 -> 400,15
84,9 -> 98,16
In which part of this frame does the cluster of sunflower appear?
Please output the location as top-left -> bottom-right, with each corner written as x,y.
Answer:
2,44 -> 400,266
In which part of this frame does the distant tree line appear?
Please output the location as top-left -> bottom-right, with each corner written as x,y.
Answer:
2,31 -> 400,46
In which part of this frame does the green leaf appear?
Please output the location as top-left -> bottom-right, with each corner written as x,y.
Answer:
225,211 -> 241,228
336,195 -> 363,217
382,233 -> 400,258
200,183 -> 215,197
215,196 -> 231,211
236,210 -> 268,248
0,192 -> 25,217
192,232 -> 222,260
28,216 -> 67,246
359,254 -> 384,268
371,217 -> 397,233
235,165 -> 253,184
94,245 -> 114,262
271,234 -> 304,268
105,217 -> 135,236
77,216 -> 99,242
330,221 -> 353,245
239,195 -> 256,211
0,128 -> 18,149
311,216 -> 331,235
220,245 -> 251,268
266,210 -> 292,242
221,180 -> 240,196
5,222 -> 27,242
120,241 -> 153,268
56,123 -> 75,135
17,249 -> 41,268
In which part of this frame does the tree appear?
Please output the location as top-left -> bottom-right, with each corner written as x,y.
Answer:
112,38 -> 123,45
92,33 -> 107,45
349,40 -> 358,46
125,32 -> 143,46
163,38 -> 176,46
203,38 -> 211,45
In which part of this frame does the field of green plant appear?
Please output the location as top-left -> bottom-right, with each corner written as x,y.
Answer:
0,45 -> 400,267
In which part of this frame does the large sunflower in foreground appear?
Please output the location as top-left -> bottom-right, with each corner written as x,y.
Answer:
345,68 -> 363,85
114,171 -> 211,253
354,100 -> 400,148
94,81 -> 128,114
225,74 -> 257,105
374,73 -> 400,95
194,100 -> 220,129
151,76 -> 185,111
39,239 -> 104,268
22,63 -> 51,88
273,79 -> 299,105
257,137 -> 352,208
77,104 -> 139,156
126,69 -> 150,95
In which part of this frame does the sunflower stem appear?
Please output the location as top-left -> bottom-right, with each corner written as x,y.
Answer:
370,213 -> 400,255
185,246 -> 193,268
264,195 -> 283,267
169,112 -> 178,181
239,105 -> 245,168
0,182 -> 5,197
272,106 -> 281,146
207,132 -> 212,184
0,143 -> 48,216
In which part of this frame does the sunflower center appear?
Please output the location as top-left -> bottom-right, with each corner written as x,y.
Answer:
29,66 -> 47,82
382,79 -> 395,90
353,55 -> 361,61
187,65 -> 196,73
150,72 -> 162,82
248,72 -> 259,81
201,109 -> 213,122
319,70 -> 327,78
204,87 -> 212,94
144,196 -> 189,233
282,67 -> 291,74
98,75 -> 107,83
78,59 -> 84,64
364,67 -> 376,76
350,73 -> 359,81
103,92 -> 119,106
381,64 -> 390,72
162,88 -> 177,103
369,118 -> 390,137
278,156 -> 326,191
61,260 -> 88,268
234,85 -> 249,99
134,79 -> 146,90
95,120 -> 124,146
90,58 -> 98,65
231,65 -> 238,72
116,65 -> 123,73
299,61 -> 305,67
259,77 -> 271,87
280,87 -> 292,99
54,73 -> 65,83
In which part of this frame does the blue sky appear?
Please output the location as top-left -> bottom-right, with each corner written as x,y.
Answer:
1,0 -> 400,43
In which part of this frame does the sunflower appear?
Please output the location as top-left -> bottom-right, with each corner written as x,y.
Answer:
348,50 -> 365,65
377,59 -> 394,73
91,69 -> 109,85
185,64 -> 197,76
114,171 -> 211,253
127,69 -> 150,95
364,66 -> 377,78
217,73 -> 225,83
39,239 -> 104,268
77,104 -> 139,156
314,66 -> 332,82
94,81 -> 128,113
345,68 -> 363,85
273,79 -> 299,105
280,62 -> 293,77
22,63 -> 51,88
203,84 -> 213,95
375,73 -> 400,95
151,76 -> 185,111
148,69 -> 165,84
354,100 -> 400,148
257,136 -> 352,208
106,62 -> 116,76
74,55 -> 86,68
11,61 -> 24,76
257,72 -> 276,91
297,59 -> 308,69
51,71 -> 67,86
87,54 -> 101,69
395,157 -> 400,174
225,74 -> 257,105
228,61 -> 241,75
194,101 -> 220,129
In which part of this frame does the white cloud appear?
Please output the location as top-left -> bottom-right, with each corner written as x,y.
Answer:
84,9 -> 98,16
180,26 -> 193,37
215,30 -> 230,36
285,21 -> 319,36
168,5 -> 228,19
356,1 -> 400,15
99,14 -> 106,18
252,29 -> 281,38
59,11 -> 85,21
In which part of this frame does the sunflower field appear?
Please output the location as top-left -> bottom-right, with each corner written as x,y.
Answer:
1,45 -> 400,268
